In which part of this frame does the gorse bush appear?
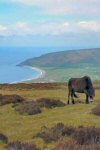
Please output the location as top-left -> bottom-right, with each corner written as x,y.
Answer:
54,140 -> 100,150
7,141 -> 40,150
54,140 -> 81,150
15,101 -> 42,115
37,98 -> 66,108
34,123 -> 76,143
92,105 -> 100,116
0,133 -> 8,144
34,123 -> 100,145
73,126 -> 100,145
34,123 -> 65,142
62,126 -> 76,136
14,98 -> 65,115
0,94 -> 25,106
54,125 -> 100,150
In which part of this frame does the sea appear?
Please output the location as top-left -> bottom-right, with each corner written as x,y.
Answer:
0,47 -> 67,83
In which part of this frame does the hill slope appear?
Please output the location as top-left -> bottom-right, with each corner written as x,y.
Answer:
20,48 -> 100,68
0,82 -> 100,149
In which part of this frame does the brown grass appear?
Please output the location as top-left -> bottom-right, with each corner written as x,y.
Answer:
0,83 -> 64,90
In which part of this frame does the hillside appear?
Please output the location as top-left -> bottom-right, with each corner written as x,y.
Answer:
0,82 -> 100,150
20,48 -> 100,68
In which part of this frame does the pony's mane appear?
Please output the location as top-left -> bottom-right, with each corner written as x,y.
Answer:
84,76 -> 93,87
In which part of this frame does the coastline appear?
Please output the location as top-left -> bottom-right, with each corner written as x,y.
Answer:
24,66 -> 46,81
11,65 -> 46,83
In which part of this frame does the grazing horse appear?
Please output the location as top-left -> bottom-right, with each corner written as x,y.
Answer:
67,76 -> 95,104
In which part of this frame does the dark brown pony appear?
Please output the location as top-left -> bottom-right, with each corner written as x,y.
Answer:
68,76 -> 95,104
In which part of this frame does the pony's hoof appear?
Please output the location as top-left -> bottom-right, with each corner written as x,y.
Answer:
72,101 -> 75,104
86,101 -> 90,104
67,101 -> 70,105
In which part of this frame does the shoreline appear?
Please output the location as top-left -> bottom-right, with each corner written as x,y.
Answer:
11,66 -> 46,84
24,66 -> 46,81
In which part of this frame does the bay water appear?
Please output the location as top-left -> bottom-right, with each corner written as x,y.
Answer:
0,47 -> 67,83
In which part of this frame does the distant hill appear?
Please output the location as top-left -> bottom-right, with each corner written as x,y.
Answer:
20,48 -> 100,68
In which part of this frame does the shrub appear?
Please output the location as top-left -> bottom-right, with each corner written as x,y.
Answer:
92,105 -> 100,116
54,140 -> 81,150
0,133 -> 8,144
36,130 -> 59,143
73,126 -> 100,145
14,98 -> 65,115
34,123 -> 100,145
0,94 -> 25,106
35,123 -> 65,142
7,141 -> 40,150
54,140 -> 100,150
37,98 -> 66,109
34,123 -> 78,143
82,144 -> 100,150
15,101 -> 42,115
62,126 -> 76,136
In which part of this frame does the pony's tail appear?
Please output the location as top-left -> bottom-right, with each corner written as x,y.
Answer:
74,93 -> 79,98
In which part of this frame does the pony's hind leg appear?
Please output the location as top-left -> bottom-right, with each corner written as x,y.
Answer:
67,91 -> 70,104
71,89 -> 75,104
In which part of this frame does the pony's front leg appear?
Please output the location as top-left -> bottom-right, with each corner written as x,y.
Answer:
86,94 -> 89,104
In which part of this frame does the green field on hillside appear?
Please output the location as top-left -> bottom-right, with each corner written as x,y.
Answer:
0,83 -> 100,150
29,66 -> 100,82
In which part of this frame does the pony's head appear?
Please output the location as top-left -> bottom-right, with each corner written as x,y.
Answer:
87,87 -> 95,99
86,76 -> 95,99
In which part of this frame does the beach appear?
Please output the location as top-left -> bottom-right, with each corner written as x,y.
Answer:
23,66 -> 46,82
11,66 -> 46,83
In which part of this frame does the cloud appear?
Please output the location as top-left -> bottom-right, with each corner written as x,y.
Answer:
33,22 -> 70,35
0,21 -> 100,37
0,21 -> 70,36
12,22 -> 33,35
0,25 -> 8,36
78,21 -> 100,32
6,0 -> 100,16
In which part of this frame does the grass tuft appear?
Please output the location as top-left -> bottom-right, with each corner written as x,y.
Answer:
73,126 -> 100,145
7,141 -> 41,150
34,123 -> 65,142
54,140 -> 100,150
0,94 -> 25,106
0,133 -> 8,144
92,105 -> 100,116
15,101 -> 42,115
37,98 -> 66,108
14,98 -> 66,115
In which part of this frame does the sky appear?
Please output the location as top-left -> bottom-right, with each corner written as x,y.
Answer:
0,0 -> 100,48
